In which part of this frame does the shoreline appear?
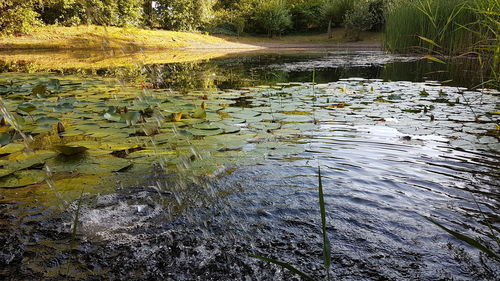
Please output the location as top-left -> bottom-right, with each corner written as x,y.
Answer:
0,25 -> 383,52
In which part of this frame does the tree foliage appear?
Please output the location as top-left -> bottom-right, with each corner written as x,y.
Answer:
254,0 -> 292,37
0,0 -> 42,34
156,0 -> 215,31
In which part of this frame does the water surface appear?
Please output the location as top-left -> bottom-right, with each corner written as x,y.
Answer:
0,50 -> 498,280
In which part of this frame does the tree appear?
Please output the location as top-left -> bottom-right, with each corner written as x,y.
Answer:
254,0 -> 292,37
156,0 -> 215,31
321,0 -> 355,38
0,0 -> 42,34
288,0 -> 324,32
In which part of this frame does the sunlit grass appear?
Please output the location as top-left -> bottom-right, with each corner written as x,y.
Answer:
0,25 -> 229,50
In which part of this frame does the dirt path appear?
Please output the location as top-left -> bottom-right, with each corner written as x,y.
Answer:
185,41 -> 383,51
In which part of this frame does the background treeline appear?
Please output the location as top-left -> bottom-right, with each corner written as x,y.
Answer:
0,0 -> 385,38
1,0 -> 498,57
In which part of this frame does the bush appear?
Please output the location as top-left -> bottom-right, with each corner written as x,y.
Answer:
344,0 -> 386,41
37,0 -> 143,27
288,0 -> 324,32
367,0 -> 385,32
0,1 -> 41,35
254,0 -> 292,37
157,0 -> 215,31
343,0 -> 373,41
208,8 -> 246,36
322,0 -> 356,38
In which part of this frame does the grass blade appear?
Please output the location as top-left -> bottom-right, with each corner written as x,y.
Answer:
318,166 -> 331,278
424,216 -> 499,261
418,36 -> 441,48
248,254 -> 314,281
423,55 -> 446,64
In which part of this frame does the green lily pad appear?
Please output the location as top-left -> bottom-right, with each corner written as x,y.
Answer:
0,143 -> 25,155
0,133 -> 10,146
5,150 -> 56,171
187,128 -> 224,136
0,168 -> 15,177
193,123 -> 220,130
17,103 -> 37,113
47,155 -> 132,174
32,84 -> 47,96
0,170 -> 46,188
53,145 -> 88,156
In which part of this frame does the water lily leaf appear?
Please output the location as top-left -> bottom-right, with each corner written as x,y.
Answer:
17,103 -> 37,113
219,124 -> 241,134
36,116 -> 60,125
419,90 -> 429,97
255,142 -> 305,156
53,145 -> 88,156
122,111 -> 142,126
47,155 -> 132,174
281,110 -> 311,115
7,113 -> 26,130
32,84 -> 47,96
326,104 -> 348,108
48,79 -> 61,90
187,128 -> 224,136
0,170 -> 46,188
0,143 -> 25,155
0,168 -> 15,177
250,122 -> 281,131
193,123 -> 220,130
387,94 -> 402,100
5,150 -> 56,170
402,108 -> 422,113
103,112 -> 122,122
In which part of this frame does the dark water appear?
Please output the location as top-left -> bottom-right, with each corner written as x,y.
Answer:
0,50 -> 499,280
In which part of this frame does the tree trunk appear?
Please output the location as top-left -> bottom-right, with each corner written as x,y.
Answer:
143,0 -> 153,27
327,19 -> 332,39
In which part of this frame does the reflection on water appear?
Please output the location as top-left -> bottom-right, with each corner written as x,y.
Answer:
0,50 -> 498,280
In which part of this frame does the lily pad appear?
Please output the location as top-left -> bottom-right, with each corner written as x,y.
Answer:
187,128 -> 224,137
0,170 -> 46,188
53,145 -> 88,156
0,143 -> 25,155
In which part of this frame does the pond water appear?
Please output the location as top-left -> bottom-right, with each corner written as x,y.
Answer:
0,50 -> 498,280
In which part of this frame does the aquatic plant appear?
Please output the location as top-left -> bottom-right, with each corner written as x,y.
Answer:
424,216 -> 499,262
384,0 -> 478,55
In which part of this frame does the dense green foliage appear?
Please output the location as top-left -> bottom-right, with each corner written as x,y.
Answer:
254,0 -> 292,37
0,0 -> 43,34
1,0 -> 376,36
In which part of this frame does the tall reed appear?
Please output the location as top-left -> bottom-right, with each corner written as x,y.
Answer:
384,0 -> 489,55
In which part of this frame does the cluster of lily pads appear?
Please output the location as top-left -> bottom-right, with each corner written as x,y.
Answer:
0,73 -> 498,200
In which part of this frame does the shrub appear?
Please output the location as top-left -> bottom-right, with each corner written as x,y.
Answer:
208,8 -> 246,36
157,0 -> 215,31
37,0 -> 143,27
343,0 -> 373,41
254,0 -> 292,37
288,0 -> 324,32
322,0 -> 356,38
0,1 -> 41,35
